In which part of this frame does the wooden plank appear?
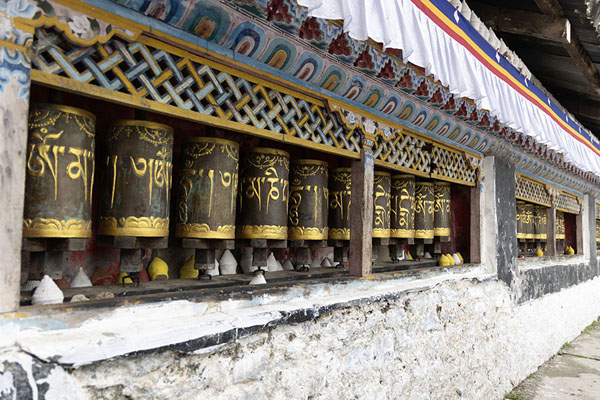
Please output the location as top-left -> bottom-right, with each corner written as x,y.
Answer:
349,149 -> 374,277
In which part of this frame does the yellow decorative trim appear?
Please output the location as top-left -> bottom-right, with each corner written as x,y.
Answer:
430,174 -> 476,187
38,104 -> 96,121
392,174 -> 415,179
185,137 -> 238,147
329,228 -> 350,240
98,216 -> 169,237
288,226 -> 329,240
434,227 -> 451,236
372,228 -> 391,238
517,233 -> 527,239
175,224 -> 235,239
533,234 -> 548,240
374,171 -> 391,177
556,234 -> 566,240
0,39 -> 28,53
414,229 -> 434,239
251,147 -> 290,157
390,229 -> 415,239
293,159 -> 329,166
113,119 -> 173,133
23,218 -> 91,238
237,225 -> 287,240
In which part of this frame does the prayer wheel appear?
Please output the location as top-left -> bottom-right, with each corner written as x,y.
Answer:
373,171 -> 391,238
596,219 -> 600,244
288,160 -> 329,240
414,182 -> 434,239
516,201 -> 526,239
175,138 -> 239,239
391,175 -> 415,238
329,168 -> 351,240
433,181 -> 451,237
23,103 -> 95,238
524,203 -> 534,239
98,120 -> 174,237
534,206 -> 547,240
556,211 -> 565,240
237,147 -> 289,240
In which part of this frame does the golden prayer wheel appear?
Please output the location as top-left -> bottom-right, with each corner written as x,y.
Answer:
433,181 -> 451,237
23,103 -> 96,238
391,175 -> 415,238
516,201 -> 526,239
596,219 -> 600,243
329,168 -> 351,240
288,160 -> 329,240
556,211 -> 565,240
534,206 -> 547,240
414,182 -> 434,239
373,171 -> 391,238
237,147 -> 289,240
523,203 -> 534,239
175,138 -> 239,239
98,120 -> 174,237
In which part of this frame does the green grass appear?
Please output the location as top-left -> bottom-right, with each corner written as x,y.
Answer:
582,318 -> 599,335
562,342 -> 573,350
504,393 -> 521,400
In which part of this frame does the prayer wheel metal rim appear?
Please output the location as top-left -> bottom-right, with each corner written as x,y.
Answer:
112,119 -> 174,133
374,171 -> 391,177
332,167 -> 351,172
434,181 -> 451,186
32,103 -> 96,121
184,137 -> 239,147
292,159 -> 328,166
392,174 -> 415,179
250,147 -> 290,157
416,181 -> 434,186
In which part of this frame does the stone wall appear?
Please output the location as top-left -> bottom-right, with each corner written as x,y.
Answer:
2,273 -> 600,399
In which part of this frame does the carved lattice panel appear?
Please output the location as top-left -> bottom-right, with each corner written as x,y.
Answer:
372,129 -> 431,175
30,29 -> 361,156
556,192 -> 581,214
430,145 -> 477,186
515,175 -> 552,207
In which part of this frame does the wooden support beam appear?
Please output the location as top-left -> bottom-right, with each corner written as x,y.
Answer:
470,183 -> 481,264
471,1 -> 600,95
349,146 -> 374,277
546,206 -> 557,256
534,0 -> 563,17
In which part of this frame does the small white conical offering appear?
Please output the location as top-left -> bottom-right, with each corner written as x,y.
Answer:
70,267 -> 92,288
424,252 -> 432,259
267,252 -> 280,271
310,257 -> 320,269
276,260 -> 283,271
208,258 -> 220,276
452,253 -> 462,265
240,249 -> 256,274
321,257 -> 333,268
219,250 -> 238,275
32,275 -> 64,306
249,271 -> 266,285
282,258 -> 294,271
22,280 -> 41,291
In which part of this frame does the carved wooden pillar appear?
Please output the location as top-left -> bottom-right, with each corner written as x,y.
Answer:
349,137 -> 374,277
546,205 -> 557,256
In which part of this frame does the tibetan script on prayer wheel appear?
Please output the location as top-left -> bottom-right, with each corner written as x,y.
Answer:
99,120 -> 173,237
534,206 -> 547,240
328,168 -> 351,240
414,182 -> 434,239
237,148 -> 289,240
373,171 -> 391,238
288,160 -> 329,240
391,175 -> 415,239
516,201 -> 527,240
176,138 -> 239,239
433,181 -> 451,237
523,203 -> 534,239
556,211 -> 565,240
23,103 -> 96,238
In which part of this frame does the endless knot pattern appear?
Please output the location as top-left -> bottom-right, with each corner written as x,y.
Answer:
430,145 -> 477,185
31,29 -> 361,155
515,175 -> 552,207
372,130 -> 431,175
556,192 -> 581,214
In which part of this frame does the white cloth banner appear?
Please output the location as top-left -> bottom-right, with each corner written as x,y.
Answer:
297,0 -> 600,175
